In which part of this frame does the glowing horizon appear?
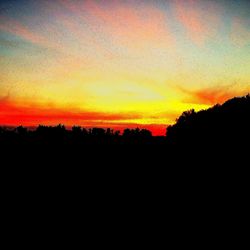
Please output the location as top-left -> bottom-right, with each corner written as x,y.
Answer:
1,0 -> 250,135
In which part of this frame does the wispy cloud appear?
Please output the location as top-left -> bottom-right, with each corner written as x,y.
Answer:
0,16 -> 49,47
175,83 -> 249,105
174,0 -> 222,46
74,0 -> 175,51
0,98 -> 141,124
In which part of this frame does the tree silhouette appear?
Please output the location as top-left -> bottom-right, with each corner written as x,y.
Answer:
167,94 -> 250,147
72,126 -> 82,134
16,126 -> 28,135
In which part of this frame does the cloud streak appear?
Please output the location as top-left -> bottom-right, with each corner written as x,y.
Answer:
175,84 -> 250,105
0,98 -> 168,135
0,99 -> 141,123
78,0 -> 175,51
0,16 -> 50,47
174,0 -> 222,45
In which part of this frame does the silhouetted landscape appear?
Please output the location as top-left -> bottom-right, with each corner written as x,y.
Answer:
2,94 -> 249,208
1,94 -> 249,152
2,1 -> 250,223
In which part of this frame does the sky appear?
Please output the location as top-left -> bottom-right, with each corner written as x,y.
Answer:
0,0 -> 250,135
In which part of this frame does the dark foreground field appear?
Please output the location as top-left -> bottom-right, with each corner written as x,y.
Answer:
1,95 -> 249,230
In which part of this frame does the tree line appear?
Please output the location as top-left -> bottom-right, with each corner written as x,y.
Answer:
1,94 -> 249,147
0,124 -> 156,146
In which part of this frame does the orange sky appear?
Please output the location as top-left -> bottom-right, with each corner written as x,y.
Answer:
0,0 -> 250,135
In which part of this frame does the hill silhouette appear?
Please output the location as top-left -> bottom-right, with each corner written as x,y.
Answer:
166,94 -> 250,149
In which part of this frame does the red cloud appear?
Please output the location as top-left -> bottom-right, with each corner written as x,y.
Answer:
0,98 -> 167,135
0,99 -> 139,124
176,84 -> 250,105
0,97 -> 141,123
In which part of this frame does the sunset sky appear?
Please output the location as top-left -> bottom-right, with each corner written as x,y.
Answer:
0,0 -> 250,135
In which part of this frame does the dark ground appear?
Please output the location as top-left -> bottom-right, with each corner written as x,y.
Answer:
1,95 -> 249,205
